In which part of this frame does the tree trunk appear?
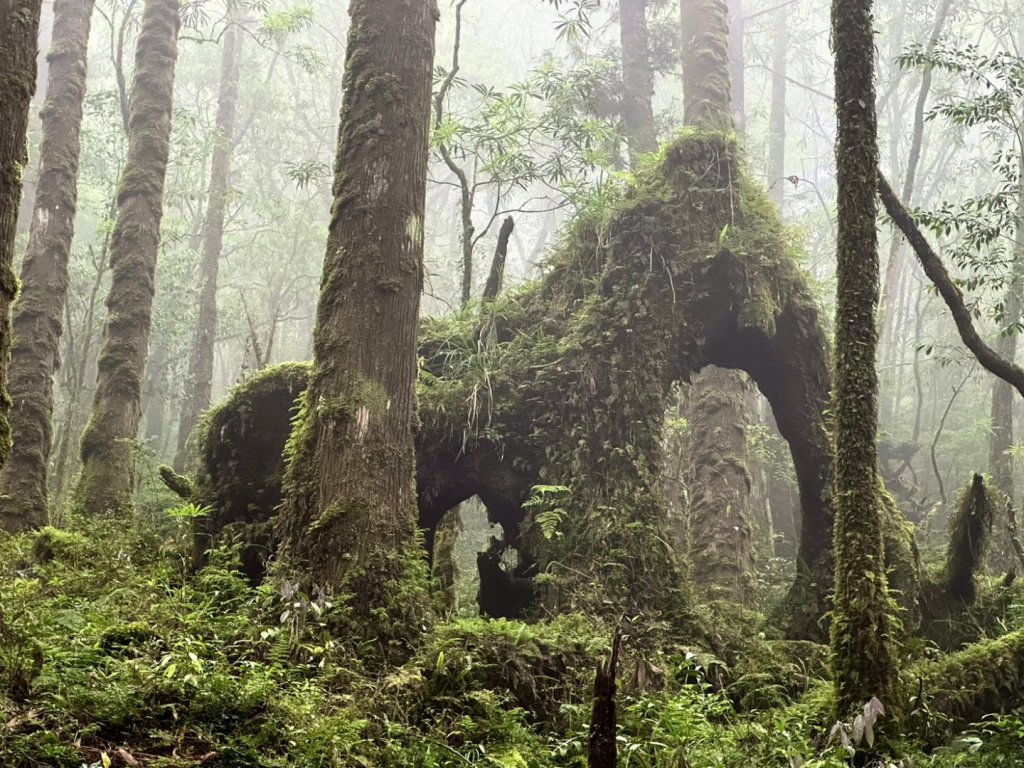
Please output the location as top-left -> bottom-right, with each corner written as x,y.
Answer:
277,0 -> 437,651
0,0 -> 43,474
74,0 -> 180,516
686,367 -> 755,603
0,0 -> 95,532
681,0 -> 756,605
619,0 -> 657,165
767,2 -> 786,210
681,0 -> 731,130
174,10 -> 244,472
830,0 -> 899,724
726,0 -> 744,134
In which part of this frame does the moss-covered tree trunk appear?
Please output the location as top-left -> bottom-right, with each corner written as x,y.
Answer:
829,0 -> 899,720
0,0 -> 94,531
619,0 -> 656,166
277,0 -> 437,648
173,9 -> 243,472
686,367 -> 755,603
74,0 -> 180,516
0,0 -> 42,474
679,0 -> 756,605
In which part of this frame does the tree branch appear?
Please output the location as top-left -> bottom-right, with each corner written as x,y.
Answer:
878,171 -> 1024,400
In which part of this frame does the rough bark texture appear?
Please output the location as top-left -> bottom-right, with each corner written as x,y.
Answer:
174,11 -> 244,472
681,0 -> 731,130
829,0 -> 899,722
619,0 -> 657,165
0,0 -> 43,474
0,0 -> 94,531
686,367 -> 755,604
74,0 -> 180,516
482,216 -> 514,302
680,0 -> 756,607
277,0 -> 438,651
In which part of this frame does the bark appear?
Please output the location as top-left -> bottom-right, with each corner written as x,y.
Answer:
0,0 -> 95,532
619,0 -> 657,165
74,0 -> 180,516
174,11 -> 244,472
143,344 -> 168,447
681,0 -> 731,130
726,0 -> 744,133
0,0 -> 43,474
482,216 -> 514,302
681,0 -> 755,605
686,366 -> 755,604
767,3 -> 786,210
277,0 -> 438,647
830,0 -> 899,721
587,629 -> 621,768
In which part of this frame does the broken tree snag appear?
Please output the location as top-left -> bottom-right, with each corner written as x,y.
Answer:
945,474 -> 994,605
482,216 -> 515,301
879,172 -> 1024,399
588,628 -> 622,768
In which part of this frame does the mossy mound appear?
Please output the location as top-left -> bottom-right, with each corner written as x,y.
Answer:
31,526 -> 92,565
416,615 -> 609,724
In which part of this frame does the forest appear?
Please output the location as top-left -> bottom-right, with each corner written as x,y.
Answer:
4,0 -> 1024,764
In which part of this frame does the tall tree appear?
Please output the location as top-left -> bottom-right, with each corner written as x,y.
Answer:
680,0 -> 756,604
174,9 -> 244,471
277,0 -> 438,646
988,17 -> 1024,508
830,0 -> 899,721
0,0 -> 43,474
766,2 -> 786,210
0,0 -> 96,531
619,0 -> 657,165
74,0 -> 181,516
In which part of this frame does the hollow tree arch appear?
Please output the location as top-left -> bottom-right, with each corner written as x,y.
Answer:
180,128 -> 852,636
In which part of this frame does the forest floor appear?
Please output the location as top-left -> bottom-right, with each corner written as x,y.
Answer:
0,499 -> 1022,767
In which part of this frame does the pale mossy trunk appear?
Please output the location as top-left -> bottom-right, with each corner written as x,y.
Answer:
618,0 -> 657,165
0,0 -> 43,475
174,9 -> 244,472
0,0 -> 95,532
829,0 -> 899,730
277,0 -> 438,656
74,0 -> 180,517
680,0 -> 756,606
686,367 -> 756,604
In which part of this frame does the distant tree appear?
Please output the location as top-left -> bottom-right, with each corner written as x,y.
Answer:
0,0 -> 43,474
0,0 -> 96,532
277,0 -> 438,650
74,0 -> 181,516
174,8 -> 245,472
829,0 -> 899,726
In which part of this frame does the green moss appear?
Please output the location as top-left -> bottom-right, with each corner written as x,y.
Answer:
31,526 -> 91,565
